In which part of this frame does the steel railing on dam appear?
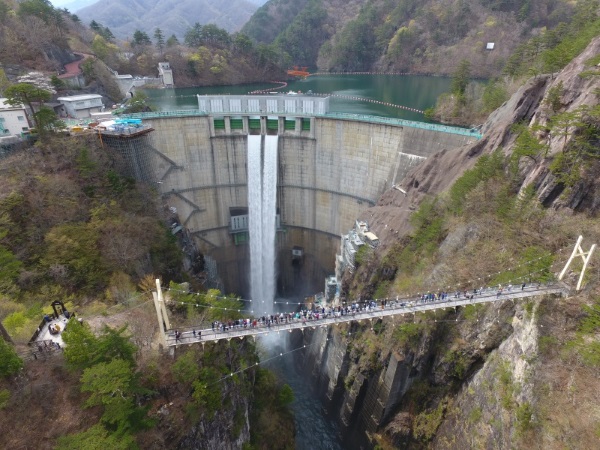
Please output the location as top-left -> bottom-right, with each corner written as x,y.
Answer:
320,112 -> 482,138
119,110 -> 482,139
165,283 -> 566,347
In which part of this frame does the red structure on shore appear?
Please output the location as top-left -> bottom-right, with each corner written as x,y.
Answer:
287,66 -> 310,78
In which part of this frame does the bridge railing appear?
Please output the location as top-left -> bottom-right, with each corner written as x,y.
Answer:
165,283 -> 567,346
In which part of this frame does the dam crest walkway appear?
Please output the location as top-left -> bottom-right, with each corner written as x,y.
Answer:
165,283 -> 568,347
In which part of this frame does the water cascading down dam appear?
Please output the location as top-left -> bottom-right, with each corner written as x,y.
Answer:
247,134 -> 278,313
102,94 -> 480,300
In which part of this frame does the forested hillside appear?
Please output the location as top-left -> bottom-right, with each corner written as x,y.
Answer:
242,0 -> 583,76
76,0 -> 260,40
0,0 -> 285,96
327,33 -> 600,448
0,133 -> 295,449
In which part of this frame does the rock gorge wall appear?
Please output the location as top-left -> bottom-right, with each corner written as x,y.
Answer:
295,37 -> 600,449
295,301 -> 522,449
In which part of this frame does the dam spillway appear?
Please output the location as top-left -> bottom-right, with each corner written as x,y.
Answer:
247,134 -> 278,313
105,105 -> 479,298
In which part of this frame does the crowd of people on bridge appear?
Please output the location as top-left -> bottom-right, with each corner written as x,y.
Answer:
168,282 -> 549,344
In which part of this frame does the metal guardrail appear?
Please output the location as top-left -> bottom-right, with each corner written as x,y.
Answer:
165,284 -> 566,346
118,110 -> 482,139
321,112 -> 482,139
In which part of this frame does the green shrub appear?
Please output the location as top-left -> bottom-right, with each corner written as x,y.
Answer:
482,79 -> 509,113
278,384 -> 294,407
373,281 -> 389,301
468,406 -> 482,423
462,304 -> 483,322
0,339 -> 23,377
445,350 -> 470,379
447,151 -> 504,214
413,401 -> 445,441
191,368 -> 221,418
538,335 -> 558,355
354,245 -> 371,267
172,349 -> 200,385
392,322 -> 423,347
0,388 -> 10,409
55,424 -> 139,450
516,402 -> 535,432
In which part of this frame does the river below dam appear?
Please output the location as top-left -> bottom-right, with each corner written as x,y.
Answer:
267,355 -> 345,450
265,329 -> 346,450
143,74 -> 452,121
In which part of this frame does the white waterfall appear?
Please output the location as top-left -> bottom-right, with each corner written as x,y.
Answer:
248,135 -> 264,310
247,134 -> 279,314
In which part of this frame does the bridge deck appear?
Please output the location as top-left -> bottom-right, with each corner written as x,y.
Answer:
166,284 -> 567,347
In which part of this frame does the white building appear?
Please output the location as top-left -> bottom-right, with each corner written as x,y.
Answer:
197,94 -> 330,116
0,98 -> 30,136
158,62 -> 174,88
56,94 -> 104,119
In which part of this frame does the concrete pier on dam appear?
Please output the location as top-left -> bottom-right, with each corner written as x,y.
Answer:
107,103 -> 479,297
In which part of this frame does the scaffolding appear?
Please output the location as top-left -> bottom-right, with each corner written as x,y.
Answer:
99,127 -> 159,183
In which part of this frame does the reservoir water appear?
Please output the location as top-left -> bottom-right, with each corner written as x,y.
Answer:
143,74 -> 452,121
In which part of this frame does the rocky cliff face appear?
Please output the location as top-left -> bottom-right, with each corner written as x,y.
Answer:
297,37 -> 600,449
175,396 -> 251,450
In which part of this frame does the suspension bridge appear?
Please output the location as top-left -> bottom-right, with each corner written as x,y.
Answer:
156,235 -> 596,347
164,283 -> 568,347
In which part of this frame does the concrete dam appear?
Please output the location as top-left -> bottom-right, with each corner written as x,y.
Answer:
105,95 -> 479,299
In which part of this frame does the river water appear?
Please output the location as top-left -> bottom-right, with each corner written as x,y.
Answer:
143,74 -> 451,120
264,336 -> 345,450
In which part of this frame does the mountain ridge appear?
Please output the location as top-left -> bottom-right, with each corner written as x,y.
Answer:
76,0 -> 260,40
243,0 -> 579,77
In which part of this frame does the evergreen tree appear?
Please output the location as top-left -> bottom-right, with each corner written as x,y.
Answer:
89,19 -> 100,32
154,28 -> 165,54
166,34 -> 179,47
451,60 -> 471,97
131,30 -> 151,47
101,26 -> 114,42
184,22 -> 203,47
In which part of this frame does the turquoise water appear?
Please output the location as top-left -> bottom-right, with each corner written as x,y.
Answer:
143,74 -> 452,121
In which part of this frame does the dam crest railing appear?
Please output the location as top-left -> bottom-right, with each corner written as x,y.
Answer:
120,110 -> 482,139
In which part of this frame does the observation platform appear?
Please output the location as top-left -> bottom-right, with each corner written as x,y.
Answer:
28,300 -> 77,354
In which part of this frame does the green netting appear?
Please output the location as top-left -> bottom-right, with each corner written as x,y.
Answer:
213,119 -> 225,129
302,119 -> 311,131
249,119 -> 261,129
230,119 -> 243,129
267,119 -> 278,130
284,120 -> 296,130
